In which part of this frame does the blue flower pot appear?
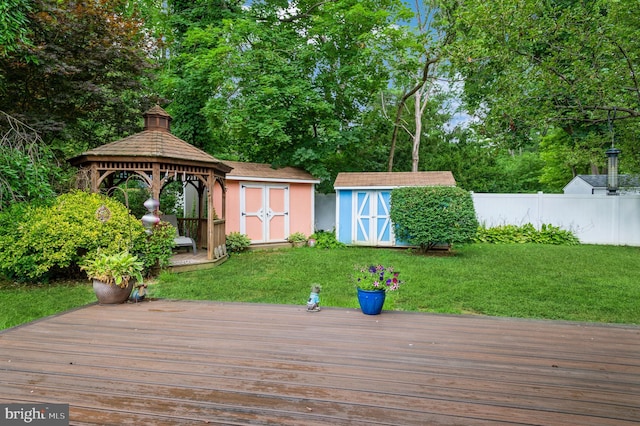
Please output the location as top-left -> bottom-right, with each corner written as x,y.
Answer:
357,288 -> 386,315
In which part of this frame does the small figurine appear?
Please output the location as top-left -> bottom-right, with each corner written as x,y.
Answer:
306,285 -> 321,312
131,283 -> 147,302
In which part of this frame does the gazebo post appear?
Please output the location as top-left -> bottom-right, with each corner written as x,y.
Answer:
196,183 -> 206,249
207,172 -> 215,260
152,163 -> 161,201
90,163 -> 99,193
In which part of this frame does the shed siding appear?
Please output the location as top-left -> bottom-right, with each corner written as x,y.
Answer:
289,183 -> 315,236
337,190 -> 353,244
225,181 -> 241,233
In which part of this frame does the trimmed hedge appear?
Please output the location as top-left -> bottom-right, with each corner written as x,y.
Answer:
390,186 -> 478,251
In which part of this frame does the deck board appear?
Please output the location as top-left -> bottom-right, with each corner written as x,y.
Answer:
1,300 -> 639,425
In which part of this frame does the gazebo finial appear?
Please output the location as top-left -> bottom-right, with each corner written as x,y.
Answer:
143,105 -> 172,132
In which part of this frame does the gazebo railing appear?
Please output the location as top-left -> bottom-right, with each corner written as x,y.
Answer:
177,218 -> 226,250
212,219 -> 226,252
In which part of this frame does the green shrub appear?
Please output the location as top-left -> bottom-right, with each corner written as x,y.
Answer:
287,232 -> 308,243
539,224 -> 581,245
309,230 -> 345,249
475,223 -> 580,245
226,232 -> 251,253
474,224 -> 533,244
0,190 -> 146,281
390,186 -> 478,252
134,221 -> 176,271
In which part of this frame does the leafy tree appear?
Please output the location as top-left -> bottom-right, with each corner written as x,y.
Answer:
420,128 -> 502,192
441,0 -> 640,126
0,111 -> 71,210
0,0 -> 157,151
538,127 -> 606,192
387,87 -> 455,174
495,151 -> 546,193
156,0 -> 243,152
437,0 -> 640,175
384,0 -> 455,172
158,0 -> 416,190
0,0 -> 33,58
418,125 -> 548,193
168,0 -> 240,39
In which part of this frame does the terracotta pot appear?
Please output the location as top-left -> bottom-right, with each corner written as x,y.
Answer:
92,279 -> 134,304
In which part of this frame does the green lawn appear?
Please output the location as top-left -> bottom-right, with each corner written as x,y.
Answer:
0,281 -> 96,330
2,243 -> 640,330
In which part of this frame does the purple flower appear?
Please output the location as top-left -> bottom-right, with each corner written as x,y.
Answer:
354,264 -> 404,292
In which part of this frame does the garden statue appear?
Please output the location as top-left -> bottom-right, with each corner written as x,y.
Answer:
306,285 -> 321,312
131,283 -> 148,302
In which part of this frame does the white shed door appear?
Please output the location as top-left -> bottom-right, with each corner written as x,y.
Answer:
353,190 -> 393,246
240,184 -> 289,243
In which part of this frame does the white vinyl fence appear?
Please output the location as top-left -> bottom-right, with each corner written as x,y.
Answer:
315,192 -> 640,246
471,192 -> 640,246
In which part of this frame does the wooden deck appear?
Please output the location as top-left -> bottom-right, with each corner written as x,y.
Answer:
1,300 -> 639,425
167,242 -> 291,273
167,252 -> 227,273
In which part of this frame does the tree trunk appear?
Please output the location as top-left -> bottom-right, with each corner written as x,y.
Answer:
387,57 -> 439,171
412,88 -> 422,172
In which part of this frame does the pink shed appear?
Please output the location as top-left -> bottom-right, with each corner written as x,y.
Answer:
220,161 -> 320,245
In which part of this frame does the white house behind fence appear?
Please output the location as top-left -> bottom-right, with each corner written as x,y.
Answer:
563,174 -> 640,195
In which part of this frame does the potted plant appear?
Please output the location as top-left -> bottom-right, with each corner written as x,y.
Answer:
287,232 -> 308,247
353,265 -> 404,315
81,250 -> 145,304
226,232 -> 251,253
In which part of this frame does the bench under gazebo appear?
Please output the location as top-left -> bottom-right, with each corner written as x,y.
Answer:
69,105 -> 231,263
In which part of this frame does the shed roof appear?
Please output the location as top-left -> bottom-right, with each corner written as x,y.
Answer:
224,161 -> 319,183
334,171 -> 456,189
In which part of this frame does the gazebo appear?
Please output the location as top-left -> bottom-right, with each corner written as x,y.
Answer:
69,105 -> 232,261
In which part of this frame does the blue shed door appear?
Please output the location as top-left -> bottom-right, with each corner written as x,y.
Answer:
353,191 -> 393,246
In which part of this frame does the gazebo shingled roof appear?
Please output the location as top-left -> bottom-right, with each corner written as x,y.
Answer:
71,106 -> 231,169
69,106 -> 231,262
